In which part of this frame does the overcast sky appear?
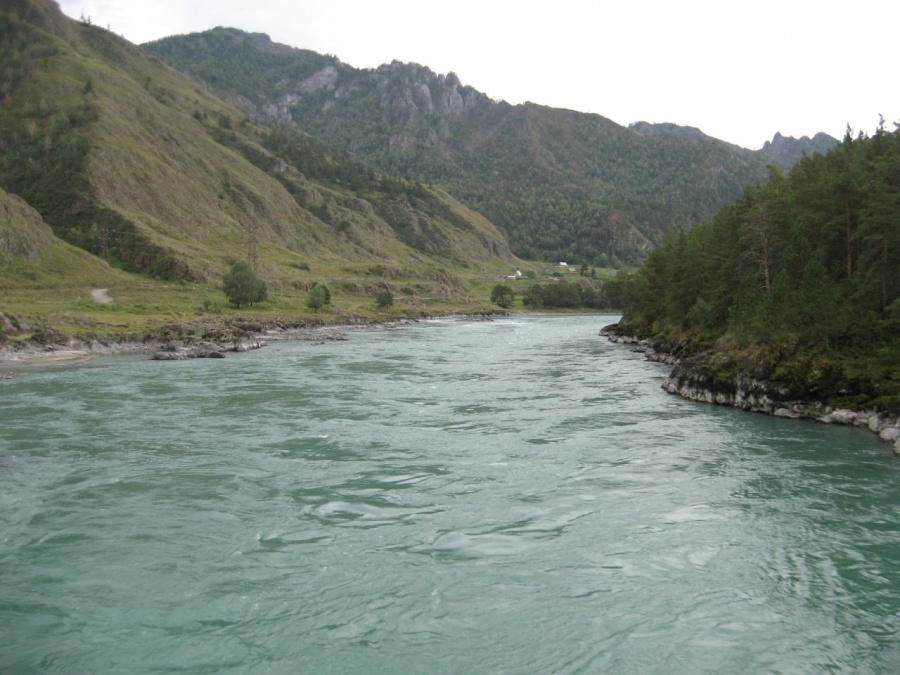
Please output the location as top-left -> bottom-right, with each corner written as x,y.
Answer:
57,0 -> 898,149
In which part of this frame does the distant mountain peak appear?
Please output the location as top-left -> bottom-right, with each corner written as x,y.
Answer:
759,131 -> 839,169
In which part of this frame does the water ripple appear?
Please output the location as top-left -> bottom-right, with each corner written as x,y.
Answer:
2,315 -> 899,674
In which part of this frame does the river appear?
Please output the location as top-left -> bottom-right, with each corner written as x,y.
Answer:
2,315 -> 899,673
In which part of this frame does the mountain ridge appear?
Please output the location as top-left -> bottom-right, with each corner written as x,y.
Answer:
0,2 -> 514,288
144,28 -> 838,265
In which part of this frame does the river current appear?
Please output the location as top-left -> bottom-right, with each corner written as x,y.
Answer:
2,315 -> 899,673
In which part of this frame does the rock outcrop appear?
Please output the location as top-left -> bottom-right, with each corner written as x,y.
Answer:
151,335 -> 265,361
601,323 -> 900,456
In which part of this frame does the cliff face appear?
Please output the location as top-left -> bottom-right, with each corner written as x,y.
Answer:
253,60 -> 482,149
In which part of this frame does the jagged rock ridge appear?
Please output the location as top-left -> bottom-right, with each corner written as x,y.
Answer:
759,131 -> 840,170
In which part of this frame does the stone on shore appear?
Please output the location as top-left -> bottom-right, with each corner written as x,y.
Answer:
151,337 -> 265,361
880,427 -> 900,443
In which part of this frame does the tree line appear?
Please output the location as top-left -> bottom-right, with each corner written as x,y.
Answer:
491,278 -> 610,310
612,121 -> 900,356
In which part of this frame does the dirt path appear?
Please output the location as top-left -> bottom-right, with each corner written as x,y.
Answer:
91,288 -> 114,304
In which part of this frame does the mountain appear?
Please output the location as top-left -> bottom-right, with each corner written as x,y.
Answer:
143,28 -> 835,266
0,1 -> 513,299
759,131 -> 840,171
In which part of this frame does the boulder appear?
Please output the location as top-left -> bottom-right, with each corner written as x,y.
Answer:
880,427 -> 900,443
822,409 -> 858,425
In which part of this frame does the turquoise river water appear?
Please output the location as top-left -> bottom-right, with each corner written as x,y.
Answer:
2,315 -> 899,673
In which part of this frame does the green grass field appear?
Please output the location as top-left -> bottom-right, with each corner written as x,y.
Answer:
0,253 -> 619,342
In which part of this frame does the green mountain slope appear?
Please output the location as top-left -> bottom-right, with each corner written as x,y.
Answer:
0,2 -> 514,294
0,187 -> 57,264
143,28 -> 836,266
0,185 -> 119,284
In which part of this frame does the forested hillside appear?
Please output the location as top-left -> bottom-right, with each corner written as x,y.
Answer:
0,1 -> 513,292
145,29 -> 834,266
610,122 -> 900,410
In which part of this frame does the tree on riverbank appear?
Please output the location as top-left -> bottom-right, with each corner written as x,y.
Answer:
490,283 -> 515,308
375,290 -> 393,309
521,279 -> 606,309
222,261 -> 267,308
306,284 -> 329,313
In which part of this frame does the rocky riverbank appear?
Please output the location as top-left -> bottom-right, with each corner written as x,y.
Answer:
0,321 -> 362,367
601,323 -> 900,457
0,310 -> 507,369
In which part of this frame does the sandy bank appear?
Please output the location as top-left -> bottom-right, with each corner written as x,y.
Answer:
1,350 -> 98,368
0,341 -> 154,370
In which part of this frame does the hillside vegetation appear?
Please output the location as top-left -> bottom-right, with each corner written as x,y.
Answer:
0,1 -> 523,338
610,123 -> 900,411
145,28 -> 837,266
0,185 -> 122,284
